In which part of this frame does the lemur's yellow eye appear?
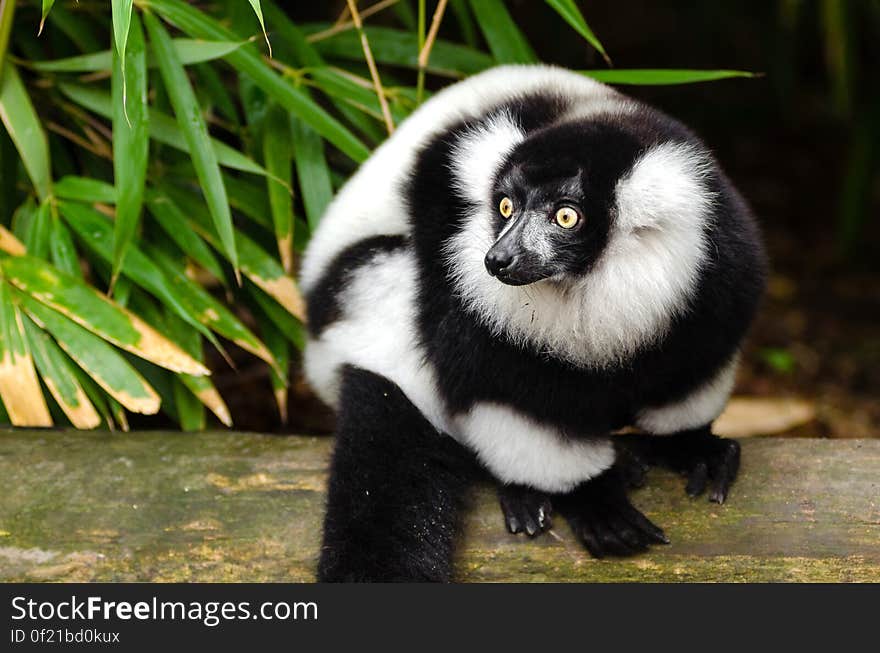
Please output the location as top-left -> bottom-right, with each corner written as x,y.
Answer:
499,197 -> 513,218
555,206 -> 580,229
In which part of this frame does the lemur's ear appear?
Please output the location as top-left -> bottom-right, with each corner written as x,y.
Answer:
614,142 -> 715,234
451,111 -> 524,205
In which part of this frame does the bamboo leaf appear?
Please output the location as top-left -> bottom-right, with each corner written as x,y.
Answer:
39,0 -> 56,36
2,253 -> 210,376
263,105 -> 294,273
58,83 -> 267,176
48,216 -> 80,277
147,0 -> 371,162
20,294 -> 160,415
0,282 -> 52,426
54,176 -> 117,204
255,306 -> 289,424
112,0 -> 133,70
23,199 -> 51,260
145,194 -> 226,284
246,0 -> 272,57
144,11 -> 239,278
23,314 -> 101,429
246,281 -> 306,351
581,69 -> 758,85
144,244 -> 278,371
467,0 -> 537,64
164,308 -> 230,427
290,116 -> 333,231
0,62 -> 51,200
112,11 -> 149,286
31,39 -> 250,72
0,225 -> 26,256
544,0 -> 610,65
57,199 -> 221,350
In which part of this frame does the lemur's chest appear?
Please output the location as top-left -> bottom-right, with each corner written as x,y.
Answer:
420,300 -> 637,435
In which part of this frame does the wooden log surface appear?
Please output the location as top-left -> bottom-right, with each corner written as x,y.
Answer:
0,430 -> 878,582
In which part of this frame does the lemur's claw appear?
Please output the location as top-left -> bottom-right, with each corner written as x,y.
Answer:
558,465 -> 669,559
499,484 -> 553,537
617,429 -> 741,503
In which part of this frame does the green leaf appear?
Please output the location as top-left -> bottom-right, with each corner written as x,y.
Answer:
306,24 -> 494,76
0,62 -> 51,200
58,83 -> 268,176
263,105 -> 294,273
54,176 -> 117,204
31,39 -> 250,72
111,0 -> 133,70
145,194 -> 226,284
2,253 -> 210,376
581,69 -> 758,85
147,0 -> 371,162
23,200 -> 51,260
247,0 -> 272,57
48,215 -> 81,277
164,307 -> 229,427
20,293 -> 160,415
467,0 -> 537,64
144,244 -> 278,371
254,304 -> 289,423
39,1 -> 56,36
0,281 -> 52,426
112,11 -> 149,286
544,0 -> 610,65
57,199 -> 220,350
291,116 -> 333,231
144,11 -> 239,279
245,281 -> 306,351
23,314 -> 101,429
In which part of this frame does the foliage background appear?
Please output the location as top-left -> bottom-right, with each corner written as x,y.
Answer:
0,1 -> 877,438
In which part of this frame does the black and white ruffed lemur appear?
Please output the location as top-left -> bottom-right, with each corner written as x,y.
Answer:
301,65 -> 767,581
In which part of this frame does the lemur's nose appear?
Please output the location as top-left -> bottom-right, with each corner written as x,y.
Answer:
485,249 -> 516,277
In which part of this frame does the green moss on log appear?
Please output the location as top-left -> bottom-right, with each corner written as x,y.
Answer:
0,431 -> 878,582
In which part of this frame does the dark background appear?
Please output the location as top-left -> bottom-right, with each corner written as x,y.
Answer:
224,1 -> 879,439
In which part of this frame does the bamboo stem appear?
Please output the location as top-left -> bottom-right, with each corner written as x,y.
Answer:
345,0 -> 394,135
417,0 -> 449,103
308,0 -> 400,43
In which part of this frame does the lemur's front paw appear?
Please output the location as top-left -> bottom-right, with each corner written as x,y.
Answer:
558,466 -> 669,559
498,484 -> 553,536
619,428 -> 741,504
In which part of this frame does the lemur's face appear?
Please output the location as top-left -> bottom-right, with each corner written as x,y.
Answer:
484,123 -> 637,286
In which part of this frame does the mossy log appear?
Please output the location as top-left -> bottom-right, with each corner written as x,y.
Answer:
0,431 -> 878,582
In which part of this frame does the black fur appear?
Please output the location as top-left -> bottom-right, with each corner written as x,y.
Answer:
306,235 -> 407,337
318,366 -> 475,582
617,426 -> 742,504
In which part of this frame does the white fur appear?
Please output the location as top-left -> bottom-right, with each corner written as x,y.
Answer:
636,354 -> 739,434
445,141 -> 715,368
299,65 -> 620,293
450,110 -> 524,205
453,403 -> 615,493
303,250 -> 448,431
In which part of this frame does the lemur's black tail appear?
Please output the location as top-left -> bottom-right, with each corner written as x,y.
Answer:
318,365 -> 475,582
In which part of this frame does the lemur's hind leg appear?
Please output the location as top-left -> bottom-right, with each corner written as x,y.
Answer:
318,366 -> 474,582
555,464 -> 669,559
617,425 -> 741,504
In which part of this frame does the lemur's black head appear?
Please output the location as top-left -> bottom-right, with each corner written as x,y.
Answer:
485,121 -> 642,286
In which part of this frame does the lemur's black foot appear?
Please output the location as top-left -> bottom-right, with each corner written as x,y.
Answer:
556,466 -> 669,559
618,427 -> 741,504
498,484 -> 553,536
